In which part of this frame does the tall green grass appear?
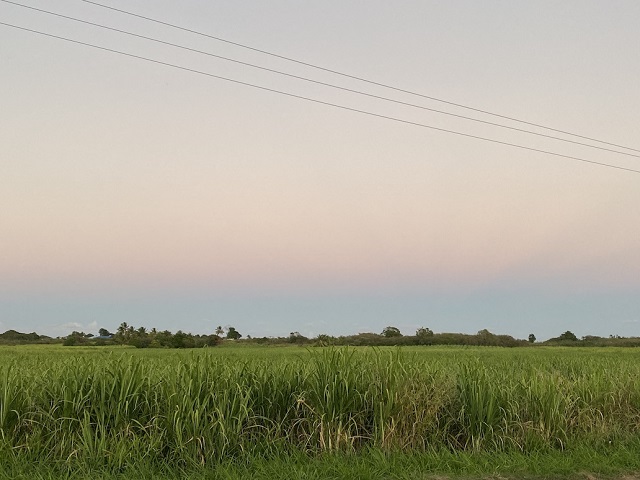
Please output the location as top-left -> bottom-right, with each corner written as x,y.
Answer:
1,346 -> 640,474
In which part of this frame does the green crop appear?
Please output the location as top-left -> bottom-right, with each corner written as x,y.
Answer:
1,345 -> 640,476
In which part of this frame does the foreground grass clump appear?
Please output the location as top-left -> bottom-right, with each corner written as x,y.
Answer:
1,345 -> 640,477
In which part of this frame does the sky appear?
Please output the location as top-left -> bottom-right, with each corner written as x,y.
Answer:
1,0 -> 639,341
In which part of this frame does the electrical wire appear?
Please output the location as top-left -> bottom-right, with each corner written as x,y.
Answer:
2,0 -> 638,160
75,0 -> 640,154
2,21 -> 639,175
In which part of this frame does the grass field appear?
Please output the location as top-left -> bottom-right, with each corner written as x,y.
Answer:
1,344 -> 640,479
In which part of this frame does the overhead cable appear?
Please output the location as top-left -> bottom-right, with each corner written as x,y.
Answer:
2,21 -> 639,175
74,0 -> 640,153
2,0 -> 638,160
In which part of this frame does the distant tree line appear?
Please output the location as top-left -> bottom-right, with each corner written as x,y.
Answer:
60,323 -> 244,348
542,330 -> 640,347
62,323 -> 239,348
248,327 -> 528,347
0,330 -> 52,345
2,326 -> 640,348
248,328 -> 640,348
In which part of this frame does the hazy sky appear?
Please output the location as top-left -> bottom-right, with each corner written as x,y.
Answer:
1,1 -> 639,340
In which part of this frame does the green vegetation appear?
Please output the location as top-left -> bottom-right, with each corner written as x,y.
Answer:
1,345 -> 640,478
259,326 -> 529,347
4,325 -> 640,349
0,329 -> 52,345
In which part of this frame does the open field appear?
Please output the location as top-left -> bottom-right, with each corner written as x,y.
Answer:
2,345 -> 640,479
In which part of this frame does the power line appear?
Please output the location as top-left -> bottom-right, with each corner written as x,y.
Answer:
2,21 -> 639,176
75,0 -> 640,154
3,0 -> 638,161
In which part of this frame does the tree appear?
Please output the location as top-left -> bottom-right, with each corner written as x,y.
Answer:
215,326 -> 225,337
416,327 -> 434,345
558,330 -> 578,342
117,322 -> 128,336
130,335 -> 151,349
316,334 -> 334,346
115,322 -> 132,344
98,328 -> 111,337
288,331 -> 307,343
63,335 -> 79,346
476,329 -> 498,346
528,333 -> 536,344
170,330 -> 195,348
382,326 -> 402,338
155,330 -> 173,347
226,327 -> 242,340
